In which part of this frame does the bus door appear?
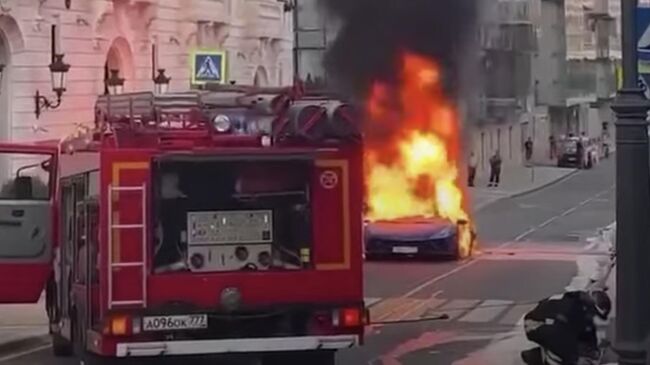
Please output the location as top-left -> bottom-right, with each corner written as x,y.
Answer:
0,144 -> 58,303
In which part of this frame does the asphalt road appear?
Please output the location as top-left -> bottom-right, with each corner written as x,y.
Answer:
0,157 -> 616,365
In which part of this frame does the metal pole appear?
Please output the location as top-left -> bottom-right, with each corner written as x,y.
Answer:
612,0 -> 650,363
292,0 -> 300,79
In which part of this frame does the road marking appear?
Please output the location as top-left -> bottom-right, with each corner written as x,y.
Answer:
535,187 -> 612,231
478,252 -> 586,262
401,259 -> 481,298
365,298 -> 383,307
459,300 -> 514,323
371,297 -> 425,322
396,291 -> 444,322
500,303 -> 537,325
437,299 -> 481,320
0,344 -> 50,363
367,297 -> 547,325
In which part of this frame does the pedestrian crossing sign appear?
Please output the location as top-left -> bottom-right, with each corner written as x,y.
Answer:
190,50 -> 227,85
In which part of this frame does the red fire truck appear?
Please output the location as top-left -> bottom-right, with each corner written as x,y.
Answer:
0,84 -> 366,364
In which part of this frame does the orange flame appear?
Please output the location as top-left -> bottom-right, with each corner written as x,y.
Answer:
365,53 -> 474,258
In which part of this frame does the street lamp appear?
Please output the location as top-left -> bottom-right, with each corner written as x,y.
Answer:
611,0 -> 650,364
35,54 -> 71,119
107,69 -> 125,95
153,69 -> 171,94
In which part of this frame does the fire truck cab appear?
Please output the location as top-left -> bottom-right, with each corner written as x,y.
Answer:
0,84 -> 366,364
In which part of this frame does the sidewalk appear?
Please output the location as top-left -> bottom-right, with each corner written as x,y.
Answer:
0,294 -> 50,355
470,164 -> 578,212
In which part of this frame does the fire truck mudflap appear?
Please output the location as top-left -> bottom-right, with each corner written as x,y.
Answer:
44,85 -> 367,364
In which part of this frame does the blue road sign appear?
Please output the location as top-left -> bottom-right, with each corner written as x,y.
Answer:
190,50 -> 227,85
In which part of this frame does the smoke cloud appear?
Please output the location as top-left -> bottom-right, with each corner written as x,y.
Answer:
321,0 -> 480,101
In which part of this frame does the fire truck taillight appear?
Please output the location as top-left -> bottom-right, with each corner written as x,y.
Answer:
104,314 -> 135,336
333,308 -> 364,328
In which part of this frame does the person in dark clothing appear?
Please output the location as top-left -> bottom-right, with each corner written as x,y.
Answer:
525,137 -> 534,162
576,139 -> 585,169
154,172 -> 189,272
521,290 -> 611,365
549,135 -> 557,159
468,152 -> 478,187
488,151 -> 502,187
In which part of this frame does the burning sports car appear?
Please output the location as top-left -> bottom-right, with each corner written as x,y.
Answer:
362,54 -> 477,260
364,217 -> 476,260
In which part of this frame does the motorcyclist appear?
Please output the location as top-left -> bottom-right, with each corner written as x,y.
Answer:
521,290 -> 611,365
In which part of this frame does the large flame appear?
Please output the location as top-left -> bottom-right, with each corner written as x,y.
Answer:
365,53 -> 474,258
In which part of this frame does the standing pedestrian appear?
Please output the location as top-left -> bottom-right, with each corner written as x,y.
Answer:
549,135 -> 557,159
576,138 -> 585,169
468,152 -> 478,187
488,150 -> 502,188
524,137 -> 533,163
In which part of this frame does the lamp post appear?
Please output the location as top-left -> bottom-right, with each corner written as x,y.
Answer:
35,54 -> 71,119
153,69 -> 171,94
611,0 -> 650,364
107,69 -> 125,95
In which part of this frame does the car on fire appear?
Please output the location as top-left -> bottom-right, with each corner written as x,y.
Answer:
364,217 -> 476,260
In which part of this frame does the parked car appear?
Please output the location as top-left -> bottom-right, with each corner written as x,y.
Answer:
557,136 -> 597,169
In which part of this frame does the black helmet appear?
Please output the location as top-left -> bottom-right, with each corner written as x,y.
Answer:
590,290 -> 612,319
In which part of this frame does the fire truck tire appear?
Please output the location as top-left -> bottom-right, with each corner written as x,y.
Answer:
72,314 -> 114,365
52,333 -> 73,357
262,350 -> 335,365
46,278 -> 59,324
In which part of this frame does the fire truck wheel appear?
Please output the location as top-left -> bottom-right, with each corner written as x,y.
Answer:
52,333 -> 73,357
262,350 -> 335,365
72,311 -> 92,363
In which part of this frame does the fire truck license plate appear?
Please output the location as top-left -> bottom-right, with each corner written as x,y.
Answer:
142,315 -> 208,331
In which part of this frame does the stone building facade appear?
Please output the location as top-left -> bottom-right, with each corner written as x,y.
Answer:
0,0 -> 294,143
469,0 -> 620,176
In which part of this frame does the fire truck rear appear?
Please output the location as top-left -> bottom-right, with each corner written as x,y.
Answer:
41,85 -> 366,364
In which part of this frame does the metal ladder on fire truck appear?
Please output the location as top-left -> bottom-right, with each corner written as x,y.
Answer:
107,183 -> 147,309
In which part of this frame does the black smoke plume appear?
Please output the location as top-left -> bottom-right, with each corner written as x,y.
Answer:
321,0 -> 480,101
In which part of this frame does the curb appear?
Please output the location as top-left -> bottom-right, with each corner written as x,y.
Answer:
474,168 -> 580,213
0,335 -> 50,358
